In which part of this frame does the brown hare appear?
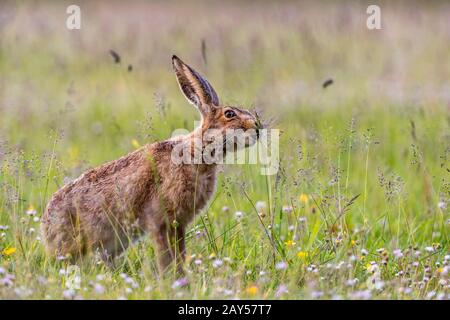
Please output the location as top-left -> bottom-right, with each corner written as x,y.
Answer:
41,55 -> 261,274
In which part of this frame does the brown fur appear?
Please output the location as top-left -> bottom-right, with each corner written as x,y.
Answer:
41,55 -> 259,274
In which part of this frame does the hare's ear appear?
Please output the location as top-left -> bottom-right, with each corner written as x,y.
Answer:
172,55 -> 219,115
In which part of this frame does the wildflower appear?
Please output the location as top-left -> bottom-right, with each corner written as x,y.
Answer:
366,261 -> 379,274
288,225 -> 295,231
437,267 -> 448,275
26,205 -> 37,216
299,194 -> 309,204
275,261 -> 288,270
255,201 -> 266,211
63,289 -> 76,299
361,249 -> 368,256
2,247 -> 16,256
33,217 -> 40,223
393,249 -> 403,259
222,206 -> 229,213
351,240 -> 356,246
212,259 -> 223,268
311,291 -> 324,299
94,275 -> 104,282
426,291 -> 436,299
131,139 -> 141,149
284,240 -> 296,248
245,285 -> 258,296
194,259 -> 202,265
235,211 -> 243,220
297,251 -> 308,259
171,277 -> 189,289
0,225 -> 9,231
93,283 -> 105,295
346,278 -> 359,286
282,205 -> 293,214
275,284 -> 288,297
223,289 -> 233,296
438,201 -> 446,209
425,246 -> 434,253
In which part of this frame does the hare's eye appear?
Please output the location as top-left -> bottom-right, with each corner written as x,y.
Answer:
224,110 -> 236,119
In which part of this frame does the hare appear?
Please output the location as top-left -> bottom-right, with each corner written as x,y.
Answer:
41,55 -> 261,274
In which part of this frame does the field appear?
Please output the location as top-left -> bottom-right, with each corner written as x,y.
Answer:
0,0 -> 449,299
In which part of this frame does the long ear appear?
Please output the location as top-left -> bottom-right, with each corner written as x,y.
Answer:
172,55 -> 219,115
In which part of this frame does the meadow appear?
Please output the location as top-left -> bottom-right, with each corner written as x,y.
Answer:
0,1 -> 449,299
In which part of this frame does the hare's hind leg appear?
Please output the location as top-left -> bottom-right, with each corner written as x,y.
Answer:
151,223 -> 185,276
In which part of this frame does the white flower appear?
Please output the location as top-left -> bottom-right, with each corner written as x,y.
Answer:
282,205 -> 293,214
438,201 -> 446,209
63,289 -> 76,299
222,206 -> 229,212
26,207 -> 37,215
212,259 -> 223,268
361,249 -> 368,256
346,278 -> 359,286
275,261 -> 287,270
426,291 -> 436,299
93,283 -> 105,295
311,291 -> 324,299
425,246 -> 434,253
96,274 -> 105,281
194,259 -> 202,265
235,211 -> 244,219
255,201 -> 266,211
393,249 -> 403,258
223,289 -> 233,296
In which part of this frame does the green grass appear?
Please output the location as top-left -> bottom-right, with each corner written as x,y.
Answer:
0,1 -> 449,299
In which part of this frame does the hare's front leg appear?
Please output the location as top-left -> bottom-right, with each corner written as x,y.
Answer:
152,223 -> 185,276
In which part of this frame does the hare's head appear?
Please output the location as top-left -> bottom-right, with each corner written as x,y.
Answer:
172,55 -> 262,150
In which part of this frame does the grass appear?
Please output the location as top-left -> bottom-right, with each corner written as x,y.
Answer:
0,1 -> 449,299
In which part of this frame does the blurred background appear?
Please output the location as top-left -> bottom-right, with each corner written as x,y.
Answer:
0,0 -> 449,215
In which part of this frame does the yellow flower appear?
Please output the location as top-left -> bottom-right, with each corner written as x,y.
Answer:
284,240 -> 296,248
297,251 -> 308,259
299,194 -> 309,204
131,139 -> 141,149
246,285 -> 258,296
2,247 -> 16,256
437,267 -> 444,274
208,252 -> 216,259
351,240 -> 356,246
